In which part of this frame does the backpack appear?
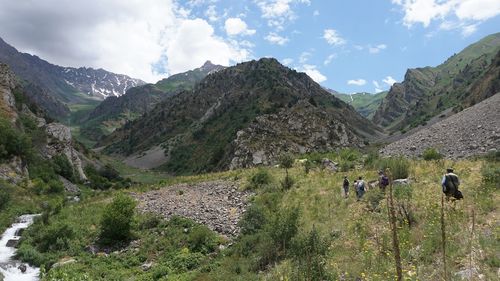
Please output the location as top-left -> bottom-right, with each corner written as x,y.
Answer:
357,180 -> 365,191
381,175 -> 389,186
445,174 -> 463,200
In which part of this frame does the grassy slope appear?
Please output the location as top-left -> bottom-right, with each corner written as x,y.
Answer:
8,156 -> 498,280
334,92 -> 388,119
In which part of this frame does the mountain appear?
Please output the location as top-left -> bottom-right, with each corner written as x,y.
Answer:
78,61 -> 225,142
332,91 -> 388,119
0,37 -> 145,118
100,58 -> 383,174
373,32 -> 500,132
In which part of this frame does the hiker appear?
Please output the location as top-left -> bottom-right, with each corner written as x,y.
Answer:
378,170 -> 389,191
441,168 -> 463,200
342,176 -> 350,198
356,176 -> 366,200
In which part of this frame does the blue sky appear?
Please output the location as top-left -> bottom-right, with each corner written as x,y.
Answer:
0,0 -> 499,93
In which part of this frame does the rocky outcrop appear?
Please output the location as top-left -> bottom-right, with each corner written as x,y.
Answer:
0,63 -> 18,120
44,123 -> 87,181
380,93 -> 500,159
133,181 -> 251,237
0,156 -> 28,184
230,101 -> 362,168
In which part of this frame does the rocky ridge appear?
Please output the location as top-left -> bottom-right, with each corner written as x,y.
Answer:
380,93 -> 500,159
133,181 -> 251,237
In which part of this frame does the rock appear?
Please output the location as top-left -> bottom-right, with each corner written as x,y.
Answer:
59,176 -> 80,194
393,178 -> 411,186
133,181 -> 252,237
52,258 -> 77,268
85,244 -> 99,255
6,239 -> 19,247
322,158 -> 338,172
17,264 -> 27,273
14,228 -> 25,236
381,93 -> 500,159
141,262 -> 153,271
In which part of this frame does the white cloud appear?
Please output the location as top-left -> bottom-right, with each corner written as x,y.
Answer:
224,18 -> 256,36
299,51 -> 311,63
0,1 -> 252,82
166,19 -> 250,75
323,29 -> 346,46
282,58 -> 294,65
368,44 -> 387,54
347,79 -> 366,86
392,0 -> 500,36
205,5 -> 218,22
373,81 -> 383,93
255,0 -> 310,30
382,76 -> 397,86
323,54 -> 337,65
313,10 -> 320,16
301,64 -> 327,83
264,32 -> 289,45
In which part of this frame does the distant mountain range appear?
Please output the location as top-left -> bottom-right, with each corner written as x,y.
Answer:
78,61 -> 225,141
330,91 -> 388,119
373,32 -> 500,132
0,37 -> 144,119
101,58 -> 382,174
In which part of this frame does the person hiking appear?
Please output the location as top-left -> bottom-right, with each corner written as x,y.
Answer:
441,168 -> 463,200
356,176 -> 366,200
378,170 -> 389,191
342,176 -> 350,198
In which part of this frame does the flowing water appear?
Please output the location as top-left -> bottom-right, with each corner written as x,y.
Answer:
0,214 -> 40,281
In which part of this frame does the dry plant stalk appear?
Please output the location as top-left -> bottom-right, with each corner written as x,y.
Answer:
386,168 -> 403,281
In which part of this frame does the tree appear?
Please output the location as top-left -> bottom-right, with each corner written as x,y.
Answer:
100,193 -> 136,244
279,153 -> 294,190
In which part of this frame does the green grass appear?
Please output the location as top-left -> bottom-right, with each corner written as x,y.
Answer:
9,157 -> 499,281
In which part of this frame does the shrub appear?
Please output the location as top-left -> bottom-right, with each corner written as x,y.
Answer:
37,222 -> 74,252
364,150 -> 380,168
339,148 -> 360,162
279,153 -> 294,171
239,204 -> 266,235
340,161 -> 354,172
376,157 -> 410,179
46,179 -> 64,194
422,147 -> 443,161
52,154 -> 75,182
482,165 -> 500,187
138,213 -> 162,230
268,206 -> 300,254
248,169 -> 272,189
170,248 -> 204,272
365,189 -> 385,212
187,225 -> 218,254
291,227 -> 331,281
100,193 -> 136,244
0,187 -> 10,209
0,117 -> 32,161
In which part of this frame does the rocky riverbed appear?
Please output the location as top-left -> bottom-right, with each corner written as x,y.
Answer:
132,181 -> 252,237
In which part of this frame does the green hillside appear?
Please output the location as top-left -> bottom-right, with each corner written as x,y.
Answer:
373,32 -> 500,132
3,152 -> 497,281
334,91 -> 388,119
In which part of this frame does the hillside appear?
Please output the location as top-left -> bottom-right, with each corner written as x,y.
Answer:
0,37 -> 145,118
101,58 -> 383,174
78,61 -> 225,142
373,33 -> 500,132
380,92 -> 500,158
333,91 -> 388,119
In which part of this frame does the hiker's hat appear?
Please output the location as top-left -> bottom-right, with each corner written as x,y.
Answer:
446,168 -> 454,173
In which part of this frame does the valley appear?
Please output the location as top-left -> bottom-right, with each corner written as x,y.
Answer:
0,13 -> 499,281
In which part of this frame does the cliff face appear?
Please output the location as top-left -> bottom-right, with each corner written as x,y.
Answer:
0,63 -> 87,183
373,33 -> 500,132
102,58 -> 382,174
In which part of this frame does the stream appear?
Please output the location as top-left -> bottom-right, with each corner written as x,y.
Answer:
0,214 -> 40,281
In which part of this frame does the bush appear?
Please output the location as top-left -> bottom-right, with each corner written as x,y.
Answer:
37,222 -> 74,252
248,169 -> 272,189
0,117 -> 32,161
340,161 -> 354,172
279,153 -> 294,170
239,204 -> 266,235
268,206 -> 300,254
339,148 -> 360,162
52,154 -> 75,182
482,165 -> 500,187
376,157 -> 410,179
291,227 -> 331,281
365,189 -> 385,212
100,193 -> 136,244
0,187 -> 10,209
187,225 -> 218,254
422,147 -> 443,160
32,178 -> 64,194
